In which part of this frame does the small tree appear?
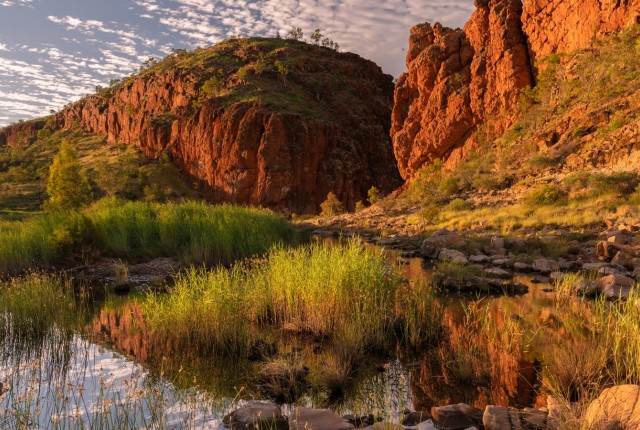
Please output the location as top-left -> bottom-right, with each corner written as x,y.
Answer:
320,192 -> 345,216
310,29 -> 323,44
45,140 -> 92,211
274,60 -> 289,87
287,26 -> 304,40
367,186 -> 380,204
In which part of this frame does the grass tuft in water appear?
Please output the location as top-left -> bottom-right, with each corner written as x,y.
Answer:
140,240 -> 437,360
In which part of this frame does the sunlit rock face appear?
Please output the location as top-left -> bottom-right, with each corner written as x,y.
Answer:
391,0 -> 640,179
49,39 -> 402,214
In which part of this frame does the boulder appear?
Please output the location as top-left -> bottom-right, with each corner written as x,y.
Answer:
470,254 -> 491,263
492,258 -> 512,267
583,262 -> 610,271
485,268 -> 512,279
222,402 -> 288,430
513,262 -> 533,272
598,274 -> 636,300
532,259 -> 560,274
403,411 -> 433,426
431,403 -> 483,429
438,249 -> 469,265
491,236 -> 506,249
612,251 -> 640,269
520,408 -> 547,430
483,406 -> 522,430
584,385 -> 640,429
289,408 -> 355,430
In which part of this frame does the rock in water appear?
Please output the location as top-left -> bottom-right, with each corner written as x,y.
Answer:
289,407 -> 355,430
222,401 -> 288,430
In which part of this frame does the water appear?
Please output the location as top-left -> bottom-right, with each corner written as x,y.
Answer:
0,247 -> 592,428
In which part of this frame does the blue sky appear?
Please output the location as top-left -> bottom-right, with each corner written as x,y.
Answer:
0,0 -> 474,126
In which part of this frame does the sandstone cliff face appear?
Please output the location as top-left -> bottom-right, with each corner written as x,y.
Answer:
523,0 -> 640,63
5,38 -> 401,214
391,0 -> 533,179
392,0 -> 640,179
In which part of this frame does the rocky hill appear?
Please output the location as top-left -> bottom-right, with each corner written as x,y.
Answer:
1,37 -> 401,214
392,0 -> 640,179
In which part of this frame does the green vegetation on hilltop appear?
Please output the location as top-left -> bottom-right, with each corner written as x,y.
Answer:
102,36 -> 389,119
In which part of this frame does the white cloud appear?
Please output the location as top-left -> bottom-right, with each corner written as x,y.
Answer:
0,0 -> 475,126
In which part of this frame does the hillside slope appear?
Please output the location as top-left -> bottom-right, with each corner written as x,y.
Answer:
310,24 -> 640,238
0,125 -> 198,220
3,37 -> 402,215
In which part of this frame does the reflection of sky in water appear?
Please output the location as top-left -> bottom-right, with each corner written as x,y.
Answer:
0,335 -> 233,428
0,332 -> 418,428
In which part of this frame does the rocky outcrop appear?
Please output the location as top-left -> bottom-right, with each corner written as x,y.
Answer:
5,38 -> 401,214
391,0 -> 533,178
523,0 -> 640,63
392,0 -> 640,179
0,119 -> 46,147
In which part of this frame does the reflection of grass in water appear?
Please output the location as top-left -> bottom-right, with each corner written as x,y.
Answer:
438,301 -> 524,395
0,273 -> 86,372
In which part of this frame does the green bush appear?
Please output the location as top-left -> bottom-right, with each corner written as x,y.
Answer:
320,192 -> 345,216
528,154 -> 559,170
439,176 -> 462,196
589,172 -> 639,196
527,184 -> 565,206
367,186 -> 380,205
448,198 -> 472,212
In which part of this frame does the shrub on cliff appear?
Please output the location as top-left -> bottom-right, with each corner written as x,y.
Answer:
45,140 -> 92,212
320,192 -> 345,216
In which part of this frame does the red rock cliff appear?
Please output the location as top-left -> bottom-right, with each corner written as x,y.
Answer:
392,0 -> 640,179
523,0 -> 640,63
0,119 -> 46,148
18,38 -> 401,214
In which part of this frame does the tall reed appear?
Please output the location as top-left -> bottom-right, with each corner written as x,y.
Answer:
0,198 -> 296,272
141,240 -> 411,359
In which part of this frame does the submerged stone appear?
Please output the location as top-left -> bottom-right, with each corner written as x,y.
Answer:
289,407 -> 355,430
222,401 -> 288,430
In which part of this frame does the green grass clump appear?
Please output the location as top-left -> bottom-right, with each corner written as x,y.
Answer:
0,199 -> 295,272
141,240 -> 412,358
0,211 -> 90,272
526,184 -> 565,206
87,199 -> 295,264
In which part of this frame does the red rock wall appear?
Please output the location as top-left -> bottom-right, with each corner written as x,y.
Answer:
391,0 -> 532,179
523,0 -> 640,63
0,119 -> 46,148
50,62 -> 400,214
392,0 -> 640,179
